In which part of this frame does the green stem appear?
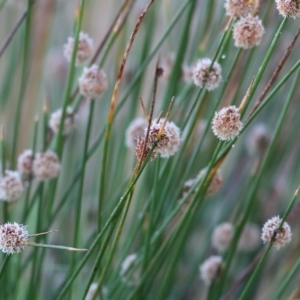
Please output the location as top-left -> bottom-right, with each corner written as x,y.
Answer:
217,66 -> 300,298
274,252 -> 300,299
56,149 -> 154,300
240,17 -> 287,118
69,100 -> 95,294
0,255 -> 10,281
239,185 -> 300,300
11,0 -> 34,167
55,0 -> 86,157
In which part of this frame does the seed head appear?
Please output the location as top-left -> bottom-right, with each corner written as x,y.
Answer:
276,0 -> 300,19
261,216 -> 292,249
125,118 -> 148,149
0,171 -> 24,202
135,137 -> 158,161
246,123 -> 270,156
197,169 -> 223,196
212,105 -> 243,141
146,118 -> 181,158
49,106 -> 75,136
192,58 -> 222,91
17,150 -> 33,176
63,32 -> 94,66
120,253 -> 140,286
212,222 -> 234,252
33,151 -> 61,181
199,255 -> 223,285
0,222 -> 28,254
238,224 -> 260,251
224,0 -> 254,17
79,64 -> 108,99
233,15 -> 265,49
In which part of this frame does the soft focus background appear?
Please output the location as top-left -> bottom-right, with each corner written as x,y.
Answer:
0,0 -> 300,299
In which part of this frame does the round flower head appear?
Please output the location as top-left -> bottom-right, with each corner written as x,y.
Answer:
199,256 -> 223,285
63,31 -> 94,66
238,224 -> 260,251
125,117 -> 148,149
33,151 -> 61,181
0,171 -> 24,202
261,216 -> 292,249
120,253 -> 140,286
146,118 -> 181,158
246,123 -> 270,156
0,222 -> 28,254
79,64 -> 108,99
192,58 -> 222,91
224,0 -> 254,17
212,105 -> 243,141
49,106 -> 75,136
212,222 -> 234,252
197,169 -> 223,197
17,150 -> 33,176
276,0 -> 300,18
233,15 -> 265,49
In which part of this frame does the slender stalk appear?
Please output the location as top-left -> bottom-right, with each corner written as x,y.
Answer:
97,0 -> 157,232
0,255 -> 10,281
11,0 -> 34,167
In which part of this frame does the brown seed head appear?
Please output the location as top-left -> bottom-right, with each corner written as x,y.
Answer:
233,15 -> 265,49
0,222 -> 28,254
275,0 -> 300,19
63,31 -> 94,66
78,65 -> 108,99
192,58 -> 222,91
224,0 -> 255,17
261,216 -> 292,249
212,106 -> 243,141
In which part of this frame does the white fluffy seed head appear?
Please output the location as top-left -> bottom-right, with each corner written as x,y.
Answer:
212,105 -> 243,141
233,15 -> 265,49
212,223 -> 234,252
199,256 -> 223,285
78,64 -> 108,99
0,222 -> 28,254
246,123 -> 270,156
17,150 -> 33,176
146,118 -> 181,158
63,32 -> 94,66
125,118 -> 148,149
0,171 -> 24,202
261,216 -> 292,250
49,106 -> 75,136
192,58 -> 222,91
224,0 -> 255,17
197,169 -> 223,196
275,0 -> 300,19
120,253 -> 140,286
33,151 -> 61,181
238,224 -> 260,251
